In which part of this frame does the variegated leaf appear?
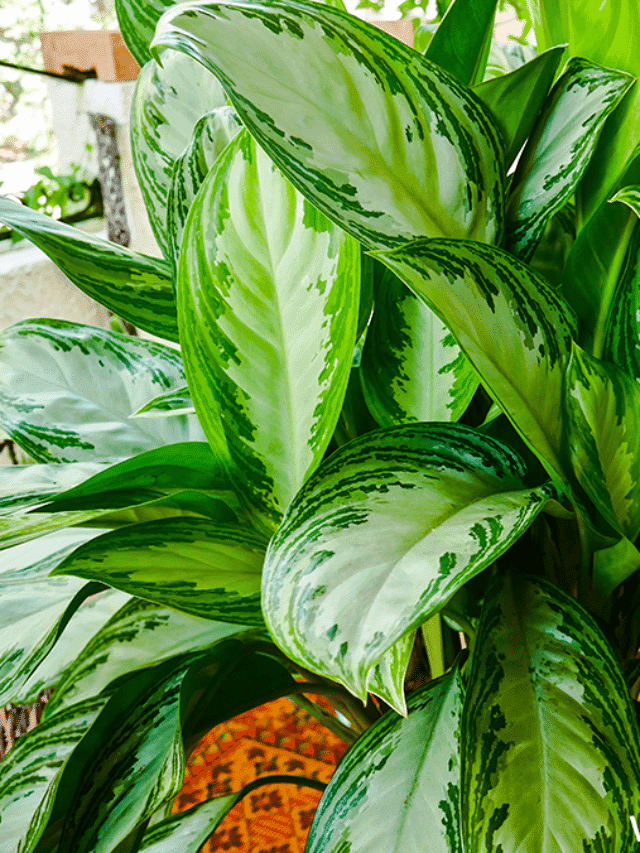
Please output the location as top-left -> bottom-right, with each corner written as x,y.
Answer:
48,659 -> 193,853
131,386 -> 195,418
51,517 -> 267,626
565,343 -> 640,541
45,595 -> 252,714
0,488 -> 231,553
0,530 -> 104,706
46,442 -> 233,505
593,535 -> 640,599
0,198 -> 178,341
474,46 -> 565,164
153,0 -> 505,250
363,633 -> 415,714
263,423 -> 556,712
360,265 -> 477,427
179,130 -> 359,523
373,239 -> 577,479
0,694 -> 109,853
609,185 -> 640,217
462,572 -> 640,852
506,57 -> 634,261
167,106 -> 243,269
115,0 -> 176,67
0,461 -> 105,515
131,51 -> 227,259
307,669 -> 464,853
138,795 -> 240,853
0,319 -> 204,464
17,588 -> 129,705
602,224 -> 640,380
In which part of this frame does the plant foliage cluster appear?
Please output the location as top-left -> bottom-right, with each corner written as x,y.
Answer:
1,0 -> 640,850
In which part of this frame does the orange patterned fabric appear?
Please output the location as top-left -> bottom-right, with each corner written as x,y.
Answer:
173,696 -> 349,852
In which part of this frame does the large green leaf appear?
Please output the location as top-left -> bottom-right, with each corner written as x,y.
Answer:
360,265 -> 477,427
115,0 -> 177,67
263,423 -> 557,712
153,0 -> 505,250
462,572 -> 640,852
373,239 -> 577,480
0,530 -> 104,706
0,199 -> 178,342
0,694 -> 109,853
0,461 -> 105,515
425,0 -> 497,86
51,517 -> 267,626
44,595 -> 252,715
167,106 -> 243,269
0,319 -> 203,464
179,130 -> 359,523
602,224 -> 640,379
138,796 -> 239,853
0,488 -> 230,553
474,46 -> 565,164
530,0 -> 640,224
565,343 -> 640,541
131,51 -> 227,259
307,669 -> 464,853
45,442 -> 232,506
506,57 -> 634,261
42,658 -> 193,853
17,588 -> 129,705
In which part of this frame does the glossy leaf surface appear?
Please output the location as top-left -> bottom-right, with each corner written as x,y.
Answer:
0,198 -> 178,341
153,0 -> 505,250
374,239 -> 577,479
263,423 -> 554,709
0,695 -> 108,853
474,46 -> 565,164
506,57 -> 634,261
0,320 -> 203,464
0,462 -> 105,516
0,530 -> 102,706
131,51 -> 227,258
45,595 -> 251,714
138,796 -> 239,853
132,386 -> 195,418
360,266 -> 477,427
425,0 -> 497,86
179,130 -> 359,522
52,517 -> 267,626
115,0 -> 175,67
167,106 -> 243,268
307,669 -> 464,853
565,344 -> 640,540
462,572 -> 640,852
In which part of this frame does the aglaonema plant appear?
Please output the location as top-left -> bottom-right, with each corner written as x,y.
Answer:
0,0 -> 639,849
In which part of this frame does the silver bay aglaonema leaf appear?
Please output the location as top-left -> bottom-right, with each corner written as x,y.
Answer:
565,343 -> 640,542
138,795 -> 240,853
167,106 -> 243,270
131,386 -> 195,418
360,265 -> 477,427
44,595 -> 252,715
506,57 -> 634,261
0,198 -> 178,341
179,130 -> 359,523
462,572 -> 640,852
373,239 -> 577,481
263,423 -> 557,713
0,461 -> 105,516
307,668 -> 464,853
0,529 -> 105,706
51,517 -> 267,627
0,694 -> 109,853
153,0 -> 505,250
115,0 -> 176,67
131,50 -> 227,259
0,319 -> 204,464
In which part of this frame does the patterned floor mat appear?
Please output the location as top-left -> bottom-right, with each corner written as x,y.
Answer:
173,696 -> 349,853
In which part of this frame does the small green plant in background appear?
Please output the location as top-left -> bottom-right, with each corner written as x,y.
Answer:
0,0 -> 640,851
